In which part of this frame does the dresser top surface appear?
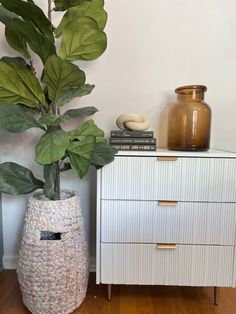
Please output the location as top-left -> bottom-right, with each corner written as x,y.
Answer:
115,148 -> 236,158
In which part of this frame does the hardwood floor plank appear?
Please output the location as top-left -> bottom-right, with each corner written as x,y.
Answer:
1,271 -> 236,314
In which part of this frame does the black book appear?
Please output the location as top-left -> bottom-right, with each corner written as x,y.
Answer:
110,130 -> 154,138
110,137 -> 156,144
111,144 -> 156,151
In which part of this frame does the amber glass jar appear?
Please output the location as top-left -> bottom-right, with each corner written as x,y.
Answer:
167,85 -> 211,151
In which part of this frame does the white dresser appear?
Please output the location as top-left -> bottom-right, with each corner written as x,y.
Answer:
96,149 -> 236,303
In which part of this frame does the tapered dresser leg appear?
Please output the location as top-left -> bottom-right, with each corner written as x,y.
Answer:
214,287 -> 220,305
107,284 -> 111,301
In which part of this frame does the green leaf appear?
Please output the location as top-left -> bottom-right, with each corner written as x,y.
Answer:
9,62 -> 47,107
0,103 -> 44,133
54,0 -> 85,11
13,19 -> 56,64
35,130 -> 70,164
39,107 -> 98,127
69,119 -> 105,142
0,6 -> 56,64
0,5 -> 18,24
91,142 -> 116,167
39,113 -> 70,127
43,163 -> 58,199
0,61 -> 39,107
0,162 -> 44,195
65,106 -> 98,119
42,55 -> 85,104
5,27 -> 31,60
58,16 -> 107,61
55,0 -> 107,38
1,56 -> 29,68
0,0 -> 54,42
55,84 -> 95,107
67,135 -> 96,178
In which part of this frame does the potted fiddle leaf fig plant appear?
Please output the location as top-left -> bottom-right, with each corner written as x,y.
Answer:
0,0 -> 114,313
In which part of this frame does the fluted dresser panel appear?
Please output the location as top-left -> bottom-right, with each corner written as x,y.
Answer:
101,156 -> 236,202
96,150 -> 236,292
101,200 -> 236,245
101,244 -> 234,287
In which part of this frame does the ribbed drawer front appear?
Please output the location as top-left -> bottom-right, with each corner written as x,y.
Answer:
101,201 -> 236,245
101,243 -> 234,287
101,157 -> 236,202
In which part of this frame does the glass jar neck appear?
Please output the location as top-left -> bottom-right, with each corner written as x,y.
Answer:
177,90 -> 204,102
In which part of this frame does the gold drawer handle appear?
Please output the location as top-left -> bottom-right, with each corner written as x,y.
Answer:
156,244 -> 177,250
158,201 -> 178,206
157,156 -> 177,161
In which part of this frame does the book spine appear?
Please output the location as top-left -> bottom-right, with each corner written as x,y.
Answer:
110,138 -> 156,144
110,130 -> 154,138
111,144 -> 156,151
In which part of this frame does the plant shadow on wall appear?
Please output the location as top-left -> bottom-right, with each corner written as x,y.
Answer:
0,1 -> 116,313
0,0 -> 116,200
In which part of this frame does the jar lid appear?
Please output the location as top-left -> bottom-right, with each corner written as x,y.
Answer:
175,85 -> 207,94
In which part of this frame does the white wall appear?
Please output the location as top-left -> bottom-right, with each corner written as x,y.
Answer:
1,0 -> 236,269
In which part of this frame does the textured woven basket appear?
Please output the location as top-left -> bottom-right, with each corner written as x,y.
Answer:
17,190 -> 89,314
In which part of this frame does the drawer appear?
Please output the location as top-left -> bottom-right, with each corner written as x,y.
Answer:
100,243 -> 234,287
101,156 -> 236,202
101,200 -> 236,245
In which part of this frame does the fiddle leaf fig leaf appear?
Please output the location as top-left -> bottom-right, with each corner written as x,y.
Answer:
1,56 -> 29,68
91,142 -> 116,167
54,0 -> 85,11
55,84 -> 95,107
42,55 -> 85,103
67,135 -> 96,178
12,19 -> 56,64
69,119 -> 105,142
58,16 -> 107,61
0,5 -> 18,25
0,6 -> 56,63
55,0 -> 107,38
43,163 -> 57,199
35,130 -> 70,165
39,107 -> 98,127
9,62 -> 47,107
0,0 -> 54,42
39,113 -> 70,126
39,107 -> 97,128
0,61 -> 40,107
65,106 -> 98,119
0,162 -> 44,195
5,27 -> 31,60
0,103 -> 45,133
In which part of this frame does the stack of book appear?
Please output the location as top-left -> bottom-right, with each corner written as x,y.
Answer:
110,130 -> 156,151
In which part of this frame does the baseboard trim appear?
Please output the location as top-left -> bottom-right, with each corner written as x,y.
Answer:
90,257 -> 96,272
3,255 -> 18,269
3,255 -> 96,272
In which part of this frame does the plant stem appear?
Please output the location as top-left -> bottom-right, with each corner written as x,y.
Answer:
47,0 -> 61,201
54,162 -> 60,200
51,100 -> 57,115
48,0 -> 52,22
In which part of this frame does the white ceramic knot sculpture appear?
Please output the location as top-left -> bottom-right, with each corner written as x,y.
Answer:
116,113 -> 151,131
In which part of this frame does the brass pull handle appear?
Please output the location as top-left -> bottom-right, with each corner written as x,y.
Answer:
158,201 -> 178,206
156,244 -> 177,250
157,156 -> 177,161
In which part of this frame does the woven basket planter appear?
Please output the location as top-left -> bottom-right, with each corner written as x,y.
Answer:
17,190 -> 89,314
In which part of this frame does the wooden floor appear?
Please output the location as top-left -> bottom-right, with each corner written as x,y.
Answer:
1,271 -> 236,314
